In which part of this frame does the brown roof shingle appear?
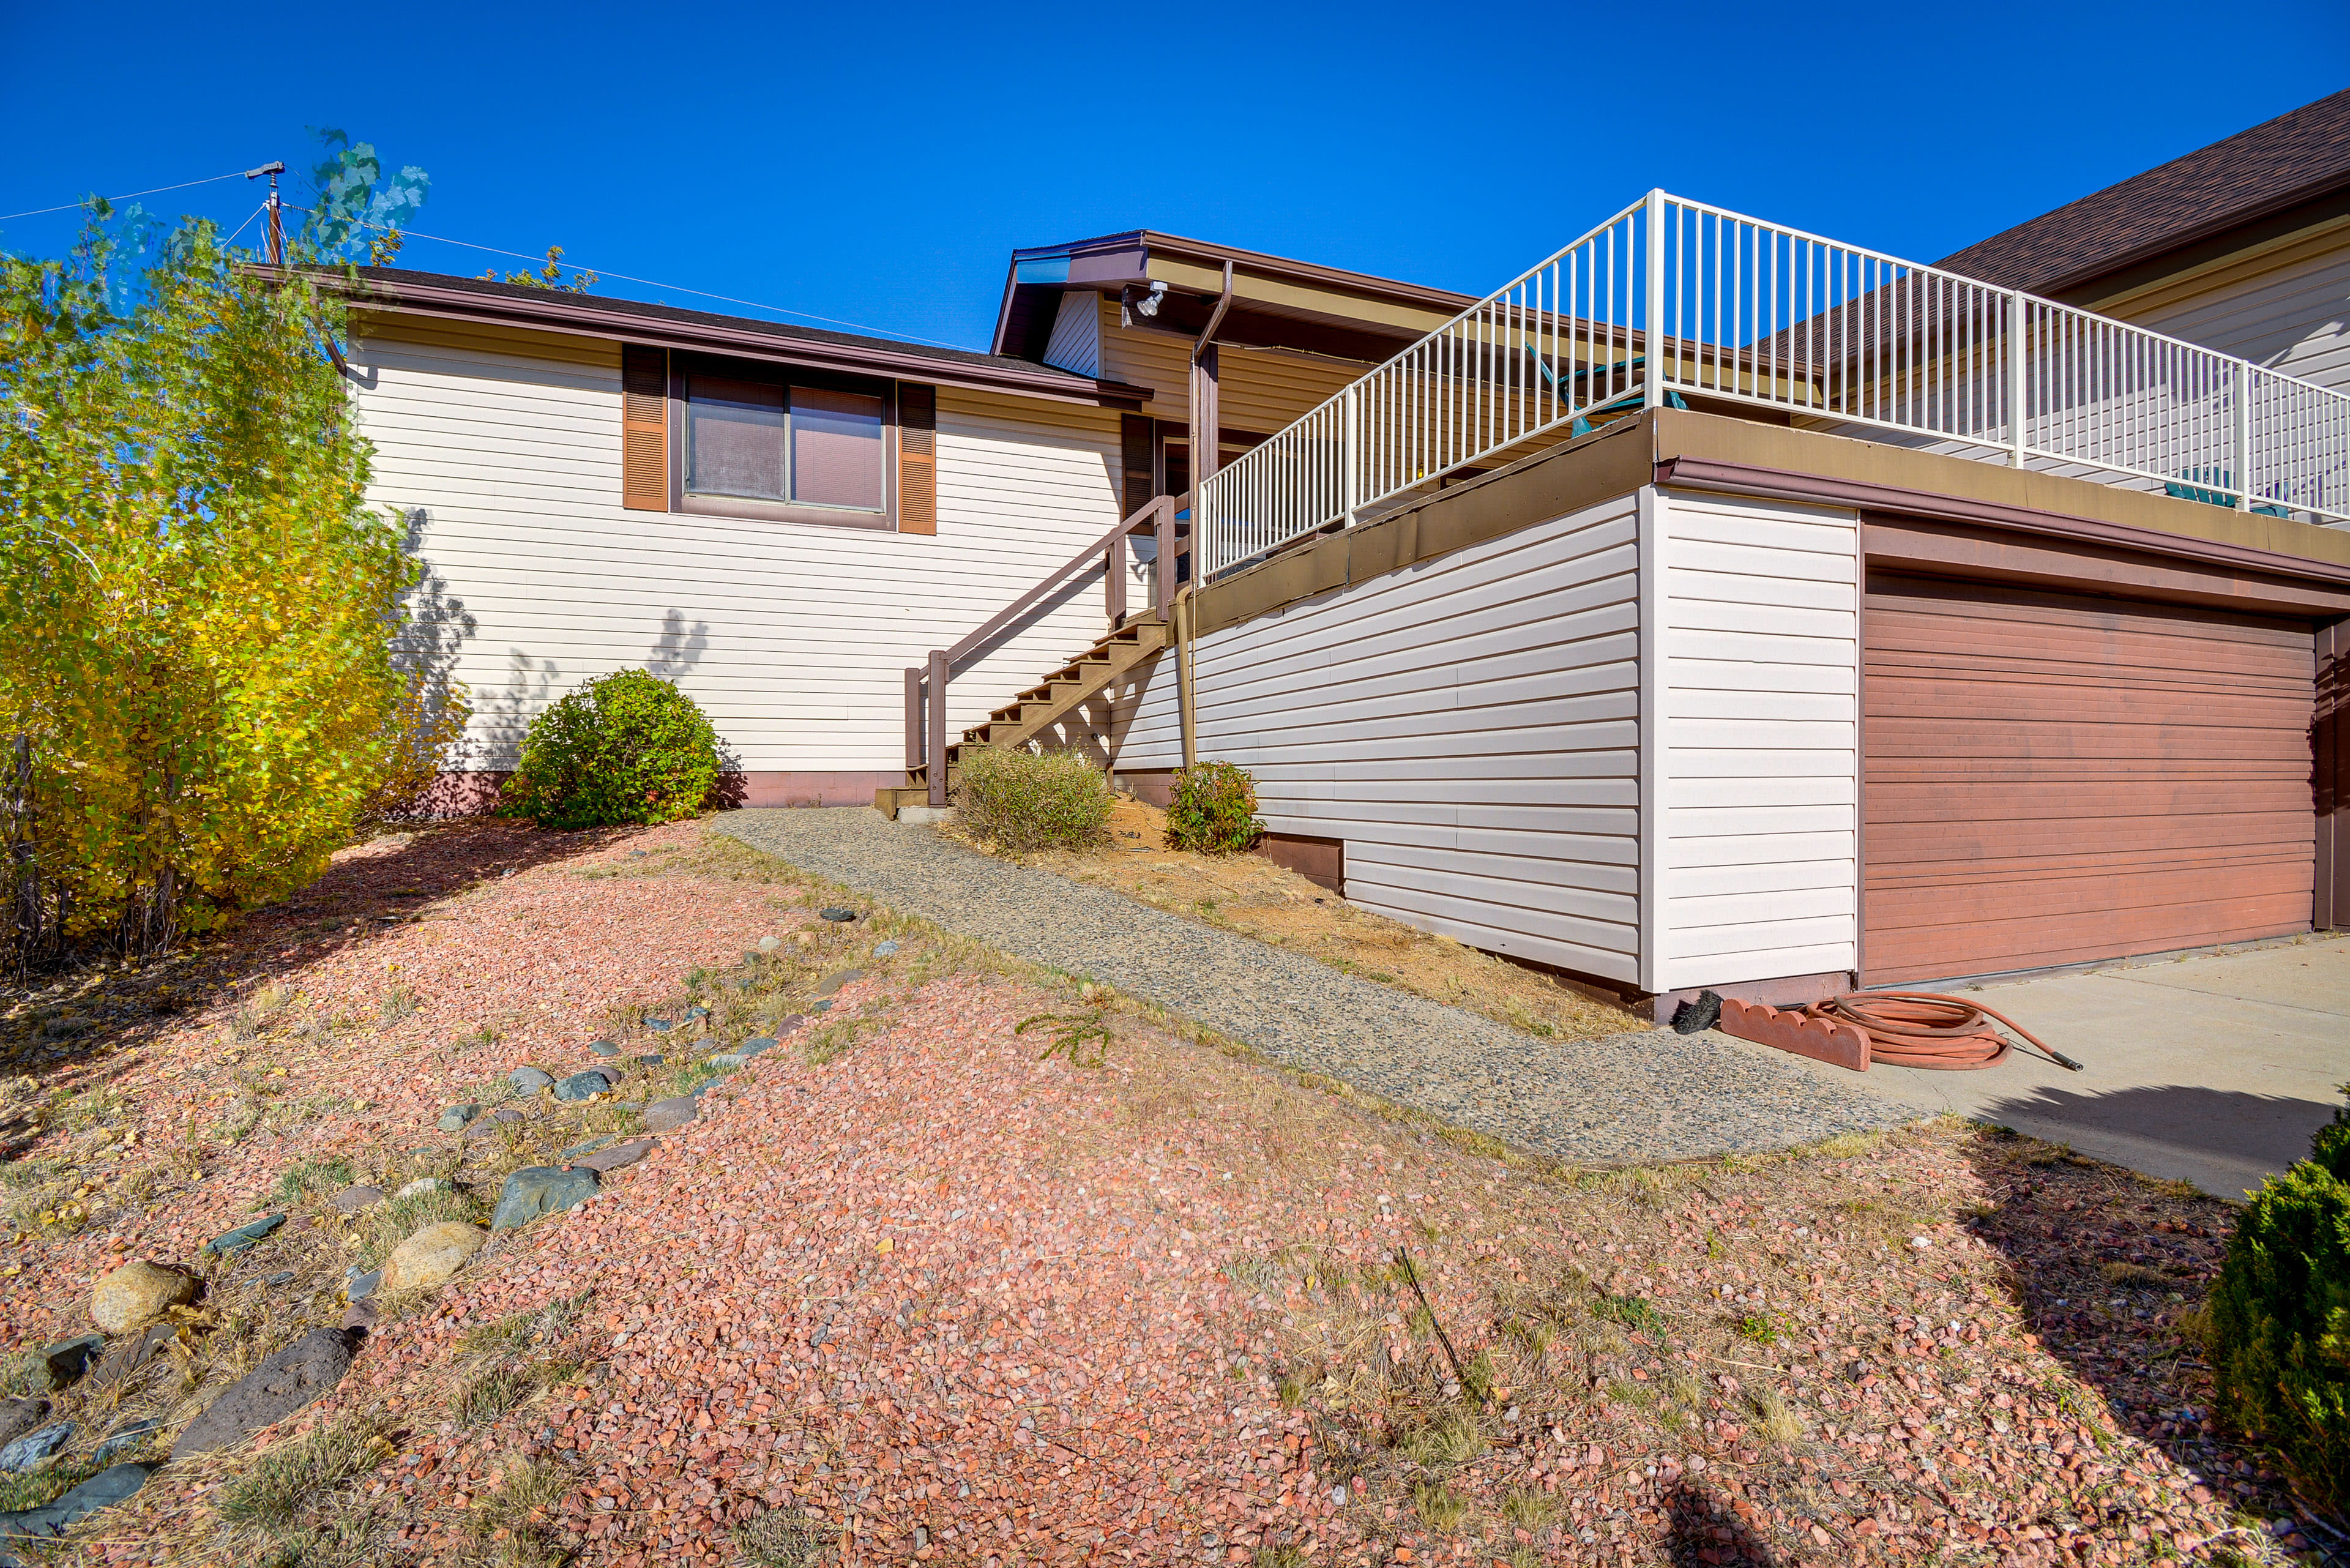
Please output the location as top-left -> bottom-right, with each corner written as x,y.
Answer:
1934,89 -> 2350,296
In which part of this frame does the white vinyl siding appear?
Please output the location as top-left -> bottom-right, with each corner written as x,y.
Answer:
1042,291 -> 1101,379
349,321 -> 1124,774
1117,496 -> 1644,982
2122,242 -> 2350,395
1652,488 -> 1860,991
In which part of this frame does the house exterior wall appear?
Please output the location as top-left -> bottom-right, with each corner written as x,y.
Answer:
1116,494 -> 1646,984
1093,296 -> 1372,436
1647,488 -> 1861,993
1042,293 -> 1101,378
349,318 -> 1127,797
2112,237 -> 2350,394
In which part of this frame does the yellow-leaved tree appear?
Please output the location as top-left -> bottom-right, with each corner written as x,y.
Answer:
2,143 -> 466,966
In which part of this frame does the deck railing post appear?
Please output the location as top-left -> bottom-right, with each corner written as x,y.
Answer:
903,666 -> 922,775
1154,496 -> 1176,618
1341,386 -> 1360,526
2234,361 -> 2255,512
1642,190 -> 1667,411
2008,291 -> 2029,468
1105,529 -> 1126,628
925,649 -> 949,810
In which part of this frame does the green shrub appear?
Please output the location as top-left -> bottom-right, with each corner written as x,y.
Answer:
1165,760 -> 1264,856
502,670 -> 720,829
2206,1087 -> 2350,1515
953,747 -> 1111,854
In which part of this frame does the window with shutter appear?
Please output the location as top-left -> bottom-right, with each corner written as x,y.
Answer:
898,383 -> 937,536
621,345 -> 669,511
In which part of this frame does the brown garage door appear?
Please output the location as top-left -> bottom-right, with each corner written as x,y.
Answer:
1864,573 -> 2315,984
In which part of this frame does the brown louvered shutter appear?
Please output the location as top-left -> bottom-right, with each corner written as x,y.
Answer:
1121,414 -> 1154,517
621,345 -> 670,510
897,383 -> 937,536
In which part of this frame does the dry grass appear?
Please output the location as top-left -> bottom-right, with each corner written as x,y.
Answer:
1016,795 -> 1643,1043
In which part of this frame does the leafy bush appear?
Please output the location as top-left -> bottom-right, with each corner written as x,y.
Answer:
952,747 -> 1111,854
2205,1088 -> 2350,1514
1165,760 -> 1264,856
501,670 -> 720,829
1,160 -> 463,963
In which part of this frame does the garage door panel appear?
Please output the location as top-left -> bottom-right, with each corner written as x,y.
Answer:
1863,573 -> 2314,984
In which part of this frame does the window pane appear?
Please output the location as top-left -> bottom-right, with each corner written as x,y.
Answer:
791,387 -> 886,510
685,375 -> 786,500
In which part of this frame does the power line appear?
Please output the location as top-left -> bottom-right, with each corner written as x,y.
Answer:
0,168 -> 254,223
384,225 -> 973,351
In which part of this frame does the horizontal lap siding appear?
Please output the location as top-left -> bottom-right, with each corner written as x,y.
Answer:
2124,244 -> 2350,395
1655,490 -> 1862,991
352,326 -> 1124,772
1117,498 -> 1644,982
1863,574 -> 2315,982
1096,299 -> 1369,436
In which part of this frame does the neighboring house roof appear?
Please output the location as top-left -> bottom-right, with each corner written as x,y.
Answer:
992,230 -> 1476,366
1934,89 -> 2350,300
342,267 -> 1154,409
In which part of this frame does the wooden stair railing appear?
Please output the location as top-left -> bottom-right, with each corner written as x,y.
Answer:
884,493 -> 1185,815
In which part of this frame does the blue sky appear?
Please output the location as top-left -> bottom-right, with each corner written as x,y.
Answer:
4,2 -> 2343,352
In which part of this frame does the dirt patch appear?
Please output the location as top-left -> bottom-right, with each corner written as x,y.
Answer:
0,821 -> 2321,1566
1002,796 -> 1644,1043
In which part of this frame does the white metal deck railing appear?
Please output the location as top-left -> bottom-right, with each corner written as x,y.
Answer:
1198,191 -> 2350,574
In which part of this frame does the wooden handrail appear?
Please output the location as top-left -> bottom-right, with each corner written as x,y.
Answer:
944,494 -> 1181,668
903,491 -> 1190,802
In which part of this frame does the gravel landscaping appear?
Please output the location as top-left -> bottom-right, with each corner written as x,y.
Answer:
0,819 -> 2326,1566
714,807 -> 1917,1169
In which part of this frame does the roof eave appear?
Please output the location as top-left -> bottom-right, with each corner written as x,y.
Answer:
335,271 -> 1152,410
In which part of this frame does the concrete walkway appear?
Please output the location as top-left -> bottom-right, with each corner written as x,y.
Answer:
714,809 -> 1914,1167
1747,936 -> 2350,1200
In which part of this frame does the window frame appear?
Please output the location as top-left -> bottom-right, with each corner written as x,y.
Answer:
667,353 -> 901,530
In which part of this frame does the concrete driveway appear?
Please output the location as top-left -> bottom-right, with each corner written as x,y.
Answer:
1726,934 -> 2349,1200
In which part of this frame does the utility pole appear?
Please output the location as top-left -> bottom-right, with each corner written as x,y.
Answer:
245,161 -> 286,265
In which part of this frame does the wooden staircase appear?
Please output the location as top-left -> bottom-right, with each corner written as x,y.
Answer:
876,613 -> 1169,817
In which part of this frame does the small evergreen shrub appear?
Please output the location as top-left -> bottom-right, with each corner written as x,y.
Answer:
2206,1086 -> 2350,1515
501,670 -> 720,829
1165,760 -> 1264,856
953,747 -> 1112,854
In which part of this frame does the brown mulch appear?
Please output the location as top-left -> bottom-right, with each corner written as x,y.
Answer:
1016,797 -> 1643,1043
1,819 -> 2333,1567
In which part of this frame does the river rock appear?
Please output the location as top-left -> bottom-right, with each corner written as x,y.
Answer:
381,1223 -> 486,1290
91,1418 -> 160,1465
705,1051 -> 748,1070
0,1421 -> 71,1472
873,939 -> 900,957
343,1267 -> 382,1302
569,1138 -> 654,1173
463,1107 -> 526,1140
436,1103 -> 481,1132
588,1039 -> 621,1057
170,1329 -> 352,1457
756,935 -> 780,952
815,968 -> 864,997
491,1167 -> 599,1231
0,1401 -> 46,1449
643,1096 -> 699,1133
87,1323 -> 177,1392
508,1067 -> 554,1093
551,1070 -> 610,1103
203,1214 -> 286,1256
330,1184 -> 386,1213
0,1460 -> 158,1538
31,1337 -> 103,1392
394,1176 -> 453,1200
91,1262 -> 196,1334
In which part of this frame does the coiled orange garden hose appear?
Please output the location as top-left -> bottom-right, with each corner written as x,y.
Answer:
1809,991 -> 2083,1072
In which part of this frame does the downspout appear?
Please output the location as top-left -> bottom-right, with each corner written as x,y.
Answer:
1174,584 -> 1198,772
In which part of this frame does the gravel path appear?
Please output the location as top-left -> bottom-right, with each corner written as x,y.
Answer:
715,808 -> 1920,1165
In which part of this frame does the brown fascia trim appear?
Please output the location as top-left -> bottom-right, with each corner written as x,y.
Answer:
1655,452 -> 2350,590
990,229 -> 1474,356
343,272 -> 1154,410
